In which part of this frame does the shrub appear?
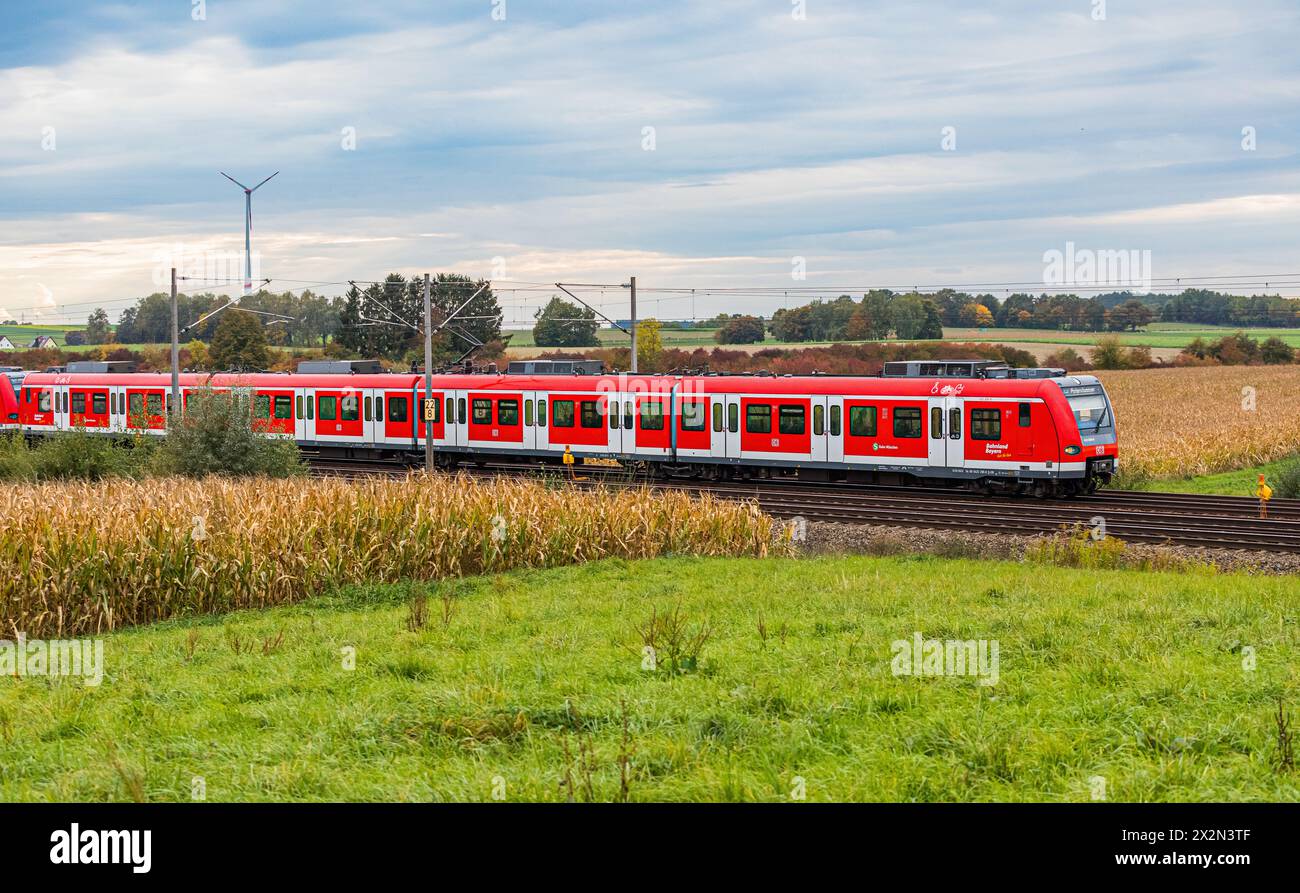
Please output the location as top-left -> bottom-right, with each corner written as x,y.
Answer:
150,388 -> 305,478
0,434 -> 37,481
1274,462 -> 1300,499
1260,337 -> 1295,365
31,431 -> 147,481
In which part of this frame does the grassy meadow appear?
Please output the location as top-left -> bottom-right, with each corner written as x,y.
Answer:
1,554 -> 1296,802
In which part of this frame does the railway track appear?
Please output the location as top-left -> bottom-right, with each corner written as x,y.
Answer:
306,457 -> 1300,553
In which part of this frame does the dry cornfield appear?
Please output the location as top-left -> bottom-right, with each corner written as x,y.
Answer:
1097,365 -> 1300,479
0,474 -> 773,638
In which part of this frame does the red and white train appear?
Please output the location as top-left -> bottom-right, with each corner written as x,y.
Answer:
1,361 -> 1119,495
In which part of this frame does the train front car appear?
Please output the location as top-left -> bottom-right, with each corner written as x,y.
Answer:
1051,375 -> 1118,494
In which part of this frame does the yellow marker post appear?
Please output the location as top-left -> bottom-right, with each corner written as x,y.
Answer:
1257,474 -> 1272,519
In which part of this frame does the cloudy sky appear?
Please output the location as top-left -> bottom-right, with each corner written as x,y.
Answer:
2,0 -> 1297,325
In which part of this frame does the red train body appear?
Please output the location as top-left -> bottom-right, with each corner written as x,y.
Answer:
8,369 -> 1119,495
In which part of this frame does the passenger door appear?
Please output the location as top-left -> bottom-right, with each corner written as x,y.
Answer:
723,395 -> 741,459
927,397 -> 948,468
945,397 -> 965,469
826,396 -> 844,463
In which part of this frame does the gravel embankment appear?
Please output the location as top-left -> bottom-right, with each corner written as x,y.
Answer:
790,521 -> 1300,575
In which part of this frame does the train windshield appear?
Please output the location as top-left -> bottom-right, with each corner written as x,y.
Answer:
1068,393 -> 1112,433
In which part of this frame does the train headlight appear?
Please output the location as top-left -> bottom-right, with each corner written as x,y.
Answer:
1064,445 -> 1081,456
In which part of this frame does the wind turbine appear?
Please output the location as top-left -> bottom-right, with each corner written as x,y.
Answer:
219,170 -> 278,298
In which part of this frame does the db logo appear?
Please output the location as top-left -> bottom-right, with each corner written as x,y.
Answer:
770,438 -> 779,447
492,429 -> 499,437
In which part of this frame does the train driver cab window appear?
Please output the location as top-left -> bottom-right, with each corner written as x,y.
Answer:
473,399 -> 492,425
893,407 -> 922,439
971,408 -> 1001,440
849,406 -> 876,437
1018,403 -> 1032,427
552,399 -> 575,427
778,405 -> 805,435
930,407 -> 943,439
389,396 -> 410,422
318,396 -> 337,421
639,401 -> 665,431
498,399 -> 519,426
681,401 -> 706,432
746,405 -> 771,434
580,399 -> 602,428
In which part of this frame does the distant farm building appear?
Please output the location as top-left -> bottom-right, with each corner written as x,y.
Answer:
0,336 -> 14,350
29,335 -> 58,349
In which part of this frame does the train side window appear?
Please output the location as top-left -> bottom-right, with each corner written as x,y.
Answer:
553,399 -> 574,427
274,396 -> 293,420
92,393 -> 106,415
472,398 -> 492,425
307,396 -> 314,420
389,396 -> 409,423
148,394 -> 164,416
364,396 -> 373,422
829,405 -> 841,437
341,394 -> 359,422
848,406 -> 876,437
778,405 -> 804,435
712,403 -> 723,433
524,399 -> 534,427
38,391 -> 52,412
296,395 -> 304,420
537,399 -> 547,427
458,398 -> 466,425
813,404 -> 825,436
255,395 -> 271,417
609,400 -> 619,429
319,396 -> 337,421
728,403 -> 739,433
930,407 -> 943,439
580,399 -> 602,428
375,396 -> 383,420
681,401 -> 706,432
746,404 -> 771,434
498,399 -> 519,426
893,407 -> 922,439
971,408 -> 1001,440
445,397 -> 453,422
640,400 -> 665,431
949,407 -> 960,439
1018,403 -> 1032,427
623,402 -> 633,430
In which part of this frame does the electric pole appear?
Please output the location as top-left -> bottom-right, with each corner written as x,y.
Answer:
629,275 -> 638,373
169,267 -> 180,423
423,272 -> 434,473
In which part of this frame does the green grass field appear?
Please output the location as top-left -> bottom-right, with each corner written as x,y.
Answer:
1137,455 -> 1299,496
3,554 -> 1295,802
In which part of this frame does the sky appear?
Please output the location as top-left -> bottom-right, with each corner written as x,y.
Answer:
1,0 -> 1298,325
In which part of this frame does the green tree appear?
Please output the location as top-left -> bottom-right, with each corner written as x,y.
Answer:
714,315 -> 765,344
1260,337 -> 1295,365
85,308 -> 112,344
918,300 -> 945,339
209,310 -> 270,371
533,296 -> 599,347
637,318 -> 664,369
